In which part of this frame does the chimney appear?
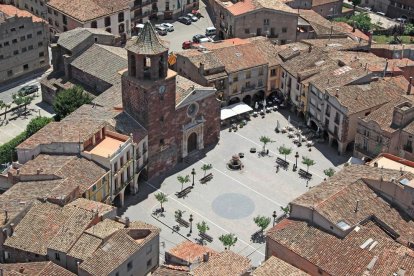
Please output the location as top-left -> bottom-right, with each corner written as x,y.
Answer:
203,252 -> 210,262
373,162 -> 378,167
335,88 -> 339,97
408,77 -> 412,95
16,169 -> 20,175
125,216 -> 130,228
308,45 -> 312,53
4,210 -> 8,224
19,267 -> 24,273
382,59 -> 388,77
199,62 -> 204,74
37,168 -> 41,175
355,200 -> 360,212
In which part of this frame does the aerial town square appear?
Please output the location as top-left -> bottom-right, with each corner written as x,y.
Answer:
1,0 -> 414,275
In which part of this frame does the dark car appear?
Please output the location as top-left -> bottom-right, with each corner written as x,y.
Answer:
178,16 -> 191,25
192,34 -> 206,43
18,85 -> 38,96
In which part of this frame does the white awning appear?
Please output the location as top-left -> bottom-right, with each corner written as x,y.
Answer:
220,103 -> 253,120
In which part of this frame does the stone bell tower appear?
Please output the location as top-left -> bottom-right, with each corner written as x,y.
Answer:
121,22 -> 179,178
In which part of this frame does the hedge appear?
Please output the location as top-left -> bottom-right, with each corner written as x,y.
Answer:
0,132 -> 27,164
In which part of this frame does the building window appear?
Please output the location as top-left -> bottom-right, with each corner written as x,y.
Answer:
62,14 -> 67,25
22,47 -> 27,52
28,45 -> 34,50
55,21 -> 59,27
10,27 -> 16,32
160,139 -> 165,146
23,64 -> 29,70
246,71 -> 251,79
334,112 -> 340,124
7,70 -> 13,77
264,19 -> 269,25
92,184 -> 97,191
91,21 -> 97,28
27,33 -> 32,39
48,18 -> 52,24
244,28 -> 249,34
63,26 -> 68,31
55,253 -> 60,261
270,68 -> 276,76
19,25 -> 24,29
53,10 -> 58,16
258,67 -> 263,76
114,162 -> 118,172
160,116 -> 164,122
12,39 -> 17,44
146,259 -> 152,269
39,52 -> 44,57
13,50 -> 19,55
37,30 -> 42,35
4,41 -> 9,46
165,1 -> 170,10
127,261 -> 133,271
47,7 -> 51,13
119,23 -> 125,33
38,41 -> 43,47
0,55 -> 3,59
104,16 -> 111,27
146,244 -> 152,254
20,36 -> 25,41
282,27 -> 287,33
118,12 -> 124,22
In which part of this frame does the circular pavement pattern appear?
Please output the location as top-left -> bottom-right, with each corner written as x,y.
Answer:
211,193 -> 255,219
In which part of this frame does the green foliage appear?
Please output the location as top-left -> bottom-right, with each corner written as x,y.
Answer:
177,175 -> 190,191
53,86 -> 92,120
197,221 -> 209,234
174,209 -> 185,220
334,13 -> 373,32
302,156 -> 316,172
259,136 -> 274,151
0,132 -> 27,164
280,205 -> 290,215
323,168 -> 335,178
154,192 -> 168,209
404,23 -> 414,36
201,164 -> 213,176
351,0 -> 361,7
219,233 -> 238,250
278,145 -> 292,161
25,116 -> 53,137
253,215 -> 271,231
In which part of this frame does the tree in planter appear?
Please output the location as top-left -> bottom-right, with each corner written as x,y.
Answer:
154,192 -> 168,212
323,167 -> 335,178
53,85 -> 92,120
278,145 -> 292,161
201,164 -> 213,177
253,215 -> 271,233
177,175 -> 190,191
219,233 -> 238,250
197,221 -> 210,235
280,205 -> 290,216
302,156 -> 316,172
259,136 -> 274,153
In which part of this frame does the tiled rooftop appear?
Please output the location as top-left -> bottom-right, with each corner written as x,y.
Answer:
57,28 -> 113,51
192,250 -> 251,276
152,266 -> 191,275
84,218 -> 125,239
175,75 -> 207,106
167,241 -> 217,264
298,9 -> 345,37
67,232 -> 102,261
0,261 -> 75,275
0,4 -> 45,22
253,256 -> 309,275
267,219 -> 414,276
47,0 -> 130,22
83,135 -> 126,158
126,22 -> 169,55
220,0 -> 295,16
301,37 -> 369,51
67,198 -> 116,218
79,221 -> 160,275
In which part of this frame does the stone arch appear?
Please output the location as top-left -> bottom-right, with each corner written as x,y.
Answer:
228,97 -> 240,106
309,119 -> 318,131
243,95 -> 252,106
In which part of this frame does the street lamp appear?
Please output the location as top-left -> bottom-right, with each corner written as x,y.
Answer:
191,168 -> 196,187
294,152 -> 299,171
272,211 -> 277,226
189,214 -> 193,235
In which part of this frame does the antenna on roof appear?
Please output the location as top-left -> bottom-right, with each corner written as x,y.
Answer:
354,200 -> 360,212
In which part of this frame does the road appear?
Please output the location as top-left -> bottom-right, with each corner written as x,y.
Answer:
156,0 -> 215,53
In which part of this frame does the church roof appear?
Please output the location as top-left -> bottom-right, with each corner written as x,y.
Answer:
125,22 -> 168,55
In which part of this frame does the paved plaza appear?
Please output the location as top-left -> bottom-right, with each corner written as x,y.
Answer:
121,108 -> 350,266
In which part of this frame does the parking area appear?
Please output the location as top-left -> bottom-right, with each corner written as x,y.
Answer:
153,0 -> 215,52
121,108 -> 349,266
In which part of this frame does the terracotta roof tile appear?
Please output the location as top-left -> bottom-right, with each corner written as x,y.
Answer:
253,256 -> 309,275
126,22 -> 168,55
193,250 -> 252,276
0,261 -> 75,275
67,233 -> 102,261
57,28 -> 113,51
67,198 -> 116,218
221,0 -> 295,16
84,218 -> 125,239
168,241 -> 217,264
0,4 -> 44,22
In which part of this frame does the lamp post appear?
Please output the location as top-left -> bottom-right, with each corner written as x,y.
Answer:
272,211 -> 277,226
295,152 -> 299,170
189,214 -> 193,235
191,168 -> 196,187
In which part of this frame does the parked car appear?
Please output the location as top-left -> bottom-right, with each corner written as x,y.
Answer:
18,85 -> 38,96
178,16 -> 191,25
155,26 -> 168,36
182,40 -> 194,49
187,13 -> 198,22
193,34 -> 207,43
161,23 -> 174,32
205,26 -> 216,37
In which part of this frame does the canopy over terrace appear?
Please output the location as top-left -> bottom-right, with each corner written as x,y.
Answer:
220,102 -> 253,120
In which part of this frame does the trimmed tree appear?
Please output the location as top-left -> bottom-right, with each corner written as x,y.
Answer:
177,175 -> 190,191
323,168 -> 335,178
302,156 -> 316,172
154,192 -> 168,212
25,116 -> 53,137
278,145 -> 292,161
253,215 -> 271,232
201,163 -> 213,177
53,85 -> 92,120
197,221 -> 210,234
219,233 -> 238,250
259,136 -> 274,152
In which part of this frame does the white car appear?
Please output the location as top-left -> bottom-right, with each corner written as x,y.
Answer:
187,13 -> 198,22
155,26 -> 167,36
161,23 -> 174,32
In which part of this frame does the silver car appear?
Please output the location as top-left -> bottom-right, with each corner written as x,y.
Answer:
161,23 -> 174,32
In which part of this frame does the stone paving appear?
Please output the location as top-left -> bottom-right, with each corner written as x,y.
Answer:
121,108 -> 350,267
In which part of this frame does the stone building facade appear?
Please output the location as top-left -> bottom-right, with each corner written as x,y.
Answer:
0,5 -> 49,84
122,22 -> 220,178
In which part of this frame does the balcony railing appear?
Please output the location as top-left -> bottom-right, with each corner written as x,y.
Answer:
114,176 -> 134,196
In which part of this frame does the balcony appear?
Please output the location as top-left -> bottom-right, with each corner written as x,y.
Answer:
133,11 -> 150,20
241,84 -> 256,93
114,176 -> 134,196
132,0 -> 154,9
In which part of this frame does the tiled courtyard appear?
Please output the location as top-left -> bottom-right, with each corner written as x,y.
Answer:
121,109 -> 350,266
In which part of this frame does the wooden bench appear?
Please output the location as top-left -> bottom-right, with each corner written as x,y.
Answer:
199,173 -> 213,184
298,169 -> 312,179
199,232 -> 213,243
276,157 -> 289,168
176,217 -> 190,228
175,186 -> 193,198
